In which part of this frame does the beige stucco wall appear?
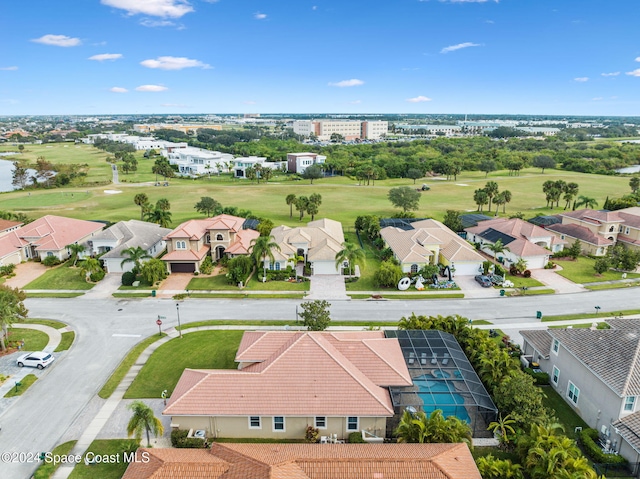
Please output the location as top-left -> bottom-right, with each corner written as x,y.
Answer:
169,415 -> 386,441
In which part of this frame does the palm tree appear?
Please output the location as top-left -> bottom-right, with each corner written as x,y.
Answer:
394,409 -> 421,443
335,241 -> 365,275
156,198 -> 170,211
487,239 -> 510,264
562,182 -> 579,210
502,190 -> 512,213
250,235 -> 281,281
146,208 -> 172,228
488,413 -> 517,446
473,189 -> 489,212
79,258 -> 102,281
134,193 -> 150,221
120,246 -> 152,273
484,181 -> 499,211
127,400 -> 164,447
286,194 -> 296,219
574,195 -> 598,210
66,243 -> 86,266
494,192 -> 506,216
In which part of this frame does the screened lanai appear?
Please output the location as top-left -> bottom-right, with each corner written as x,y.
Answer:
385,329 -> 498,437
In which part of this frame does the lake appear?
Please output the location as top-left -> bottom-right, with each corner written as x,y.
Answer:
616,165 -> 640,174
0,155 -> 37,192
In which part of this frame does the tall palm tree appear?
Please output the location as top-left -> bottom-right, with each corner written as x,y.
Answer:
146,208 -> 172,228
156,198 -> 171,211
487,239 -> 510,264
473,189 -> 489,212
335,241 -> 366,275
285,194 -> 296,219
502,190 -> 512,213
488,413 -> 517,446
80,258 -> 102,281
66,243 -> 86,266
562,182 -> 579,210
574,195 -> 598,210
120,246 -> 152,273
127,400 -> 164,447
134,193 -> 150,221
250,235 -> 281,280
484,181 -> 499,211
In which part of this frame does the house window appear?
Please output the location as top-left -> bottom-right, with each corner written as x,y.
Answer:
347,417 -> 358,431
269,262 -> 274,270
567,382 -> 580,405
552,339 -> 559,354
552,366 -> 560,386
176,241 -> 187,250
315,417 -> 327,429
625,396 -> 636,412
275,262 -> 281,271
411,264 -> 419,274
273,416 -> 285,431
205,234 -> 210,244
626,227 -> 631,235
47,252 -> 53,257
609,226 -> 615,232
249,416 -> 261,429
216,234 -> 224,241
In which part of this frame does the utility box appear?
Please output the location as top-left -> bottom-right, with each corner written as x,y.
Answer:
536,311 -> 542,319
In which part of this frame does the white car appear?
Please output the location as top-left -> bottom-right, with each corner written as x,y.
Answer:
16,351 -> 55,369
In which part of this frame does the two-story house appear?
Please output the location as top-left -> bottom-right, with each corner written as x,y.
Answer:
521,320 -> 640,464
233,156 -> 286,179
546,209 -> 624,256
286,152 -> 327,174
162,214 -> 259,273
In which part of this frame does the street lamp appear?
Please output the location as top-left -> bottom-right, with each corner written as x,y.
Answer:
176,303 -> 183,338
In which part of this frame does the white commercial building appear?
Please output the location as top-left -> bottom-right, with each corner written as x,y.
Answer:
163,146 -> 233,176
233,156 -> 286,179
292,120 -> 388,141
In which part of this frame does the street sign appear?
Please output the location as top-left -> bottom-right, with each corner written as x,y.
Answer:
156,319 -> 162,326
157,315 -> 166,319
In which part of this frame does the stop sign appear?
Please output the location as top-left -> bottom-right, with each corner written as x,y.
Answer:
156,319 -> 162,326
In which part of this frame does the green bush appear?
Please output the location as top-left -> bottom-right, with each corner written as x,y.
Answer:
348,431 -> 365,443
0,264 -> 16,276
523,367 -> 550,385
42,256 -> 61,267
171,429 -> 207,448
579,428 -> 628,466
200,256 -> 213,275
305,426 -> 320,443
122,271 -> 136,286
90,269 -> 105,282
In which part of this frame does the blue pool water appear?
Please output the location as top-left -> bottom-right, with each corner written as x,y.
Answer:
415,378 -> 471,423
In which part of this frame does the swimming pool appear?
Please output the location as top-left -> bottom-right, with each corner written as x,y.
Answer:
415,378 -> 470,423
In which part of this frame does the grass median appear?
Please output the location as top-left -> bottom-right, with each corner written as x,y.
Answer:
54,331 -> 75,352
68,439 -> 139,479
33,441 -> 77,479
4,374 -> 38,398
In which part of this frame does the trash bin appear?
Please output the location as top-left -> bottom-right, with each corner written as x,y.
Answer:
151,290 -> 156,297
536,311 -> 542,319
500,289 -> 505,297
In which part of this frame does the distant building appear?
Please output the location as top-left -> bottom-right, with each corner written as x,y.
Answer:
286,152 -> 327,174
163,146 -> 233,176
133,124 -> 222,134
292,120 -> 388,140
233,156 -> 285,179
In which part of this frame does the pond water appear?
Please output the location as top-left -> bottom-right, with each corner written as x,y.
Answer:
616,165 -> 640,174
0,157 -> 37,192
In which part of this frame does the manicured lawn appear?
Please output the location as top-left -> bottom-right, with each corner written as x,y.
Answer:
7,328 -> 49,350
585,282 -> 640,291
125,330 -> 243,398
343,232 -> 382,291
245,275 -> 310,291
23,319 -> 67,329
25,292 -> 85,298
187,274 -> 239,290
33,440 -> 77,479
540,385 -> 588,439
23,263 -> 95,290
506,288 -> 555,296
55,332 -> 75,352
4,374 -> 37,397
187,272 -> 309,291
99,334 -> 166,399
495,272 -> 544,288
68,439 -> 139,479
112,292 -> 151,298
180,319 -> 399,329
542,309 -> 640,322
189,293 -> 306,299
555,258 -> 640,284
348,293 -> 464,299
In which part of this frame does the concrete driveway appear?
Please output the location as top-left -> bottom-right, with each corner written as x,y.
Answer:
158,273 -> 192,297
530,267 -> 586,294
454,275 -> 501,299
306,275 -> 349,300
4,262 -> 47,288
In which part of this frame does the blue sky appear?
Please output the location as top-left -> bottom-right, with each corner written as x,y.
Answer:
1,0 -> 640,116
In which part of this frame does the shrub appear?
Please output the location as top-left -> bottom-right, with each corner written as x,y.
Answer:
170,429 -> 207,448
523,269 -> 531,278
122,271 -> 136,286
523,367 -> 550,385
0,264 -> 16,276
90,269 -> 105,282
348,431 -> 365,443
374,260 -> 403,288
494,264 -> 506,276
305,426 -> 320,443
193,271 -> 199,276
579,428 -> 628,466
544,261 -> 556,269
509,265 -> 519,276
42,256 -> 62,267
200,256 -> 213,275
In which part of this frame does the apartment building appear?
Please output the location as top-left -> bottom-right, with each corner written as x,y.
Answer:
292,120 -> 388,140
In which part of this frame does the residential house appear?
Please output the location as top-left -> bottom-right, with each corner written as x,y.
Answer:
0,219 -> 23,237
163,146 -> 233,176
122,443 -> 481,479
286,152 -> 327,174
381,219 -> 485,275
162,214 -> 258,273
268,218 -> 345,275
0,215 -> 103,265
521,320 -> 640,465
91,220 -> 171,273
465,217 -> 565,269
233,156 -> 286,179
164,331 -> 412,440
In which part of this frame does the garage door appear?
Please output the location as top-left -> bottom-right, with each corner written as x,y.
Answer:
312,261 -> 339,275
171,263 -> 196,273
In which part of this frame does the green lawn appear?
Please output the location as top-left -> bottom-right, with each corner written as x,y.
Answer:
33,441 -> 77,479
23,319 -> 67,329
125,330 -> 243,398
187,274 -> 239,290
68,439 -> 139,479
187,272 -> 309,291
245,275 -> 310,291
25,292 -> 85,298
23,263 -> 95,290
585,282 -> 640,291
343,232 -> 382,291
55,332 -> 75,352
540,385 -> 588,439
496,272 -> 545,288
4,374 -> 38,397
188,293 -> 305,299
349,293 -> 465,299
555,258 -> 640,284
507,288 -> 555,297
7,328 -> 49,350
542,308 -> 640,322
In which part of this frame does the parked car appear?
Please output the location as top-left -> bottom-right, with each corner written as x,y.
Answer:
16,351 -> 55,369
474,275 -> 493,288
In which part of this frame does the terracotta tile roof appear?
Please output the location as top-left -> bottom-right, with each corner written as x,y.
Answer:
547,224 -> 614,246
165,214 -> 246,240
124,443 -> 480,479
504,238 -> 551,258
0,219 -> 22,233
15,215 -> 103,252
162,245 -> 210,261
560,209 -> 623,224
226,229 -> 260,255
617,234 -> 640,246
466,217 -> 564,250
0,230 -> 25,259
165,332 -> 410,418
618,208 -> 640,228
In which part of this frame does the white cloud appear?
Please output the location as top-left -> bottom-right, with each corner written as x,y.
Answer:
254,12 -> 267,19
635,57 -> 640,62
406,95 -> 432,103
601,72 -> 620,77
328,79 -> 364,87
574,77 -> 589,82
88,53 -> 123,61
440,42 -> 480,53
140,56 -> 211,70
592,97 -> 603,101
109,87 -> 128,93
626,69 -> 640,77
0,66 -> 18,71
31,34 -> 81,47
100,0 -> 193,18
140,19 -> 177,27
135,84 -> 168,91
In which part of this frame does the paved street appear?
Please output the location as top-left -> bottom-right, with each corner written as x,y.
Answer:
1,289 -> 639,478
